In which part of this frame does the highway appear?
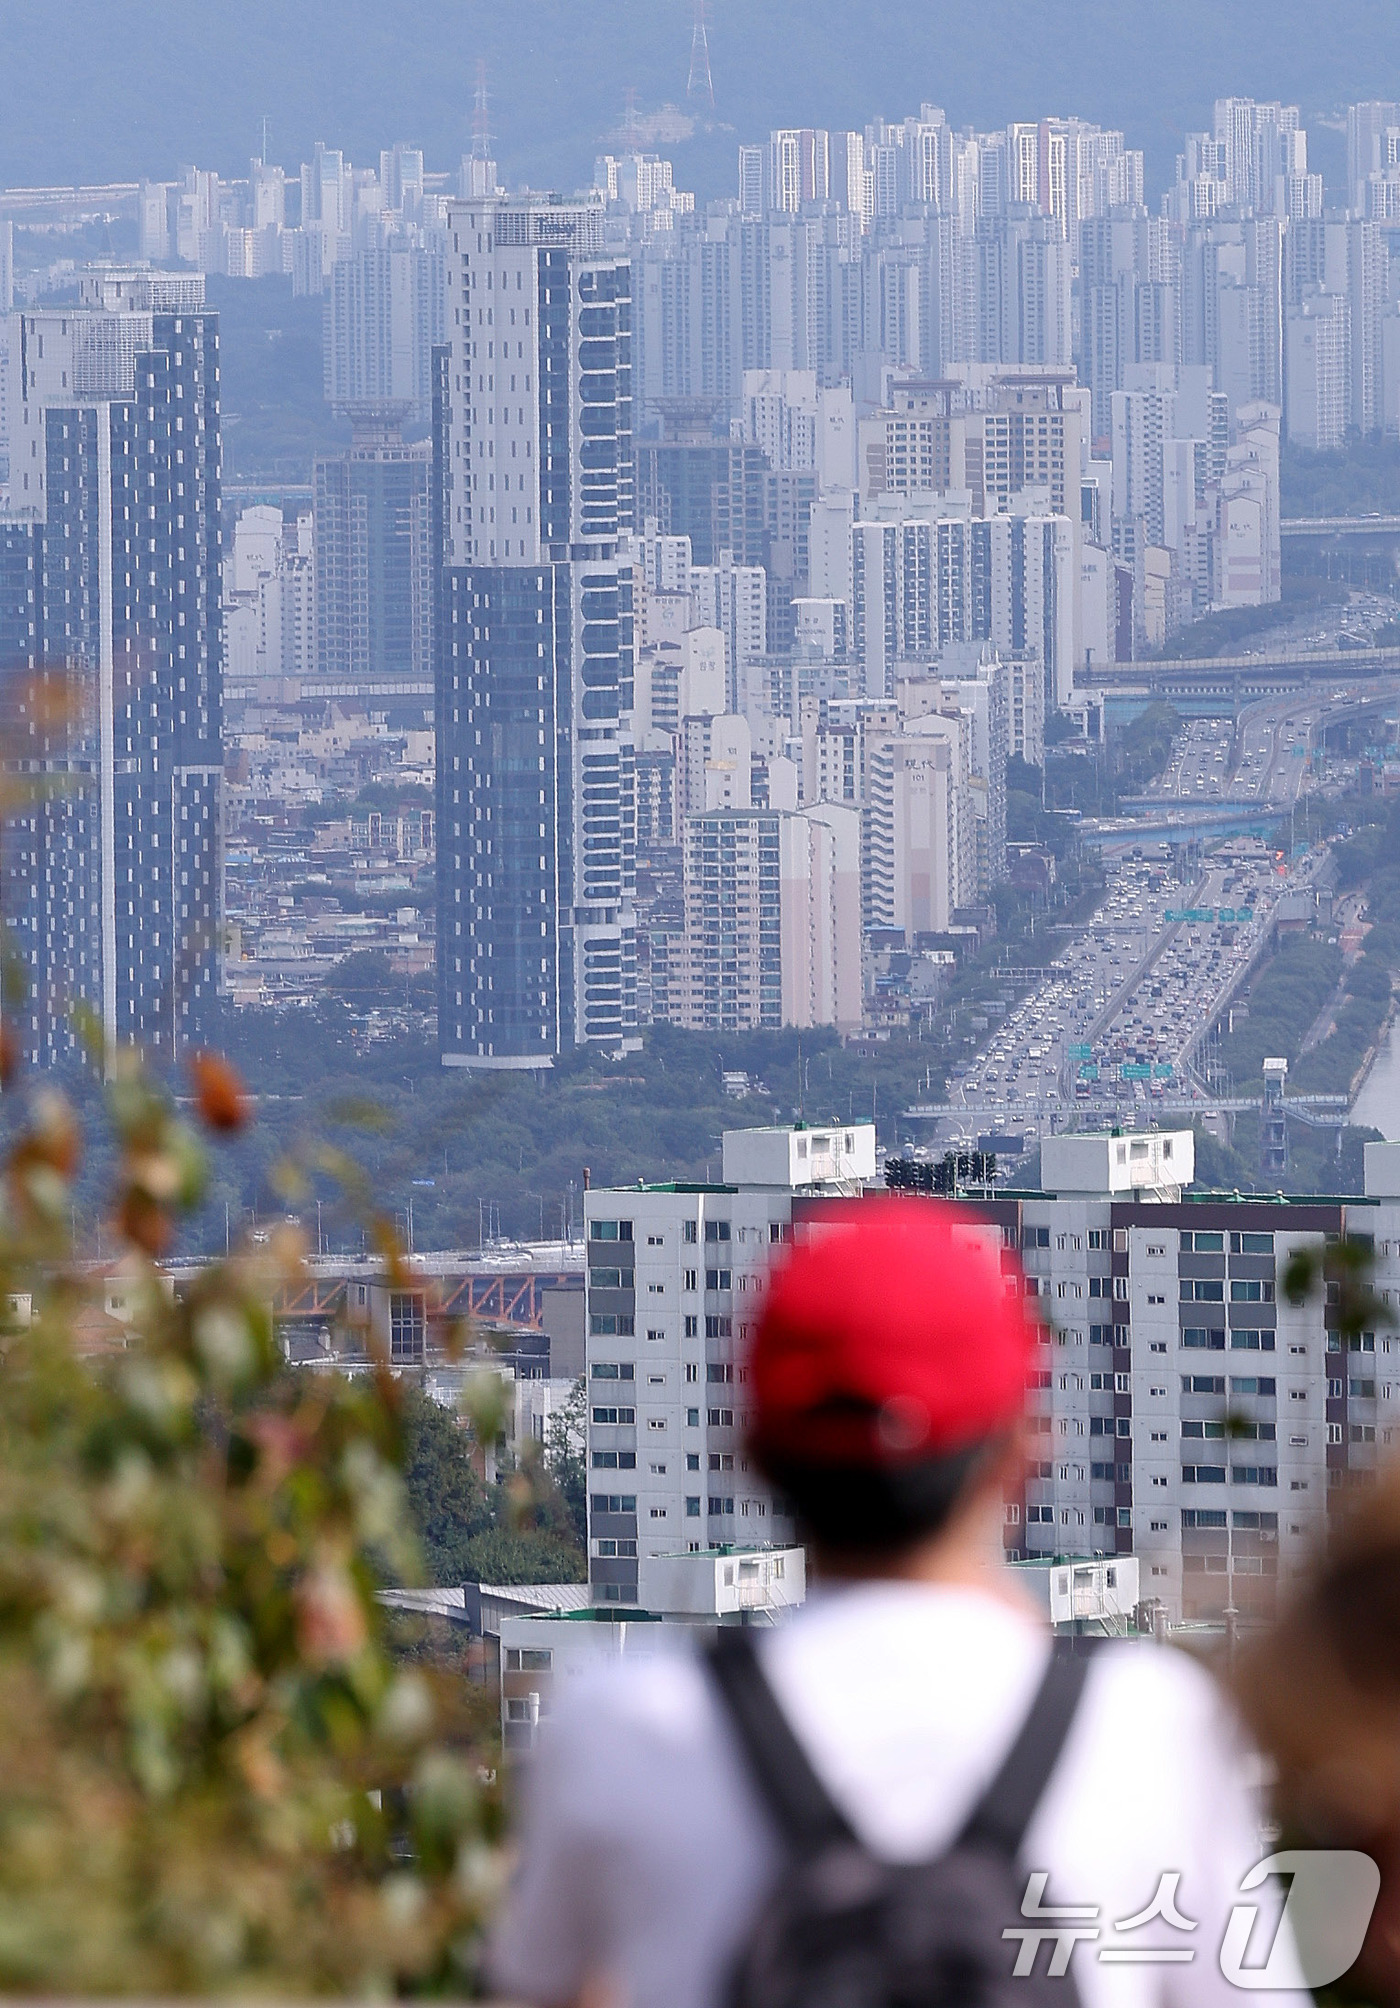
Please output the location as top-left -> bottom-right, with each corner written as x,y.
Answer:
919,686 -> 1367,1154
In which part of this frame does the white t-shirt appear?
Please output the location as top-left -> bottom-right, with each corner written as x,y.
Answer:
491,1582 -> 1304,2008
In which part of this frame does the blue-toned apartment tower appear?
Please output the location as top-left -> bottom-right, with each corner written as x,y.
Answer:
435,198 -> 637,1068
0,271 -> 221,1067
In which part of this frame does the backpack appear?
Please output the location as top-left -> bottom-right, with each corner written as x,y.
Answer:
707,1627 -> 1096,2008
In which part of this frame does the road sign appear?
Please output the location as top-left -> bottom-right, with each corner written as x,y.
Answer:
1077,1064 -> 1100,1082
1153,1063 -> 1174,1079
1122,1063 -> 1152,1080
1069,1043 -> 1092,1060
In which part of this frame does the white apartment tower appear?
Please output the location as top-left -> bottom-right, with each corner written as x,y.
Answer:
584,1124 -> 877,1603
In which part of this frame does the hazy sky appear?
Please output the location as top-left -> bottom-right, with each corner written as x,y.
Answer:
1,0 -> 1397,198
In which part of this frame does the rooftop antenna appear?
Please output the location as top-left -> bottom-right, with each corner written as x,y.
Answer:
473,57 -> 493,163
687,0 -> 715,113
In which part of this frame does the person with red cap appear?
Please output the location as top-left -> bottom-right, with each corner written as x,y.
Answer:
491,1200 -> 1308,2008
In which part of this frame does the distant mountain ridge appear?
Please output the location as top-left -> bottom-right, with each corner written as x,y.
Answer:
1,0 -> 1397,204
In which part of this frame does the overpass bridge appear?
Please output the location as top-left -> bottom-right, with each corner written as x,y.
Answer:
1281,514 -> 1400,588
905,1094 -> 1350,1129
1078,646 -> 1400,714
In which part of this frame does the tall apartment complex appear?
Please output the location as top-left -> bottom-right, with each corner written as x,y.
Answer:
585,1127 -> 1400,1622
0,271 -> 222,1065
314,411 -> 432,691
435,197 -> 639,1067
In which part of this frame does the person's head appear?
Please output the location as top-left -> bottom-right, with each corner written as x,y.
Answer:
747,1198 -> 1039,1573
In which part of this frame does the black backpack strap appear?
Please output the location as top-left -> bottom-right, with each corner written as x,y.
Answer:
957,1641 -> 1098,1858
707,1626 -> 856,1855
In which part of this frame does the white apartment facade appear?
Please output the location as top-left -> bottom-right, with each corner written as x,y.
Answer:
584,1124 -> 878,1603
589,1126 -> 1400,1624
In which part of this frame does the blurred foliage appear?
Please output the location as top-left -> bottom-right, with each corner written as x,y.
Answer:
0,1040 -> 503,1994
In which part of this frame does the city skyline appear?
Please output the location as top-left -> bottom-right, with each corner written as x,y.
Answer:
0,0 -> 1396,205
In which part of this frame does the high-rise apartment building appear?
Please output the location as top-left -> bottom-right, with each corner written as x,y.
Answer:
676,802 -> 861,1033
586,1130 -> 1400,1622
314,412 -> 432,691
583,1123 -> 878,1603
435,197 -> 638,1068
850,506 -> 1075,709
0,271 -> 221,1066
1286,292 -> 1352,451
0,221 -> 12,484
324,244 -> 447,427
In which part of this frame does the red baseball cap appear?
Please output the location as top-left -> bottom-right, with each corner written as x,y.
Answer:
748,1197 -> 1039,1467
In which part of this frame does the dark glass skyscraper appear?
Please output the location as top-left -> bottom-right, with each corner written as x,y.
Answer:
0,271 -> 221,1067
435,198 -> 638,1068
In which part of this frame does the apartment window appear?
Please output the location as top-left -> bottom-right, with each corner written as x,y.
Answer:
591,1451 -> 636,1470
1230,1330 -> 1275,1352
589,1267 -> 634,1291
591,1406 -> 635,1425
592,1363 -> 634,1382
1230,1280 -> 1274,1304
683,1270 -> 698,1292
590,1494 -> 636,1513
1182,1464 -> 1227,1484
590,1219 -> 634,1244
1182,1328 -> 1225,1351
684,1317 -> 699,1338
683,1221 -> 698,1244
1231,1232 -> 1274,1255
1182,1420 -> 1225,1439
1181,1231 -> 1223,1253
389,1293 -> 425,1363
